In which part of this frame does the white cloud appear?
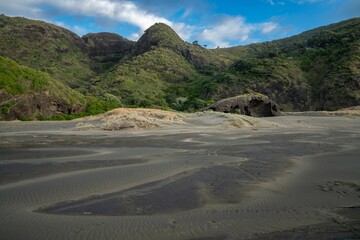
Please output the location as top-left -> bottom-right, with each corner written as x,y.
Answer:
171,22 -> 195,41
129,32 -> 141,41
292,0 -> 334,3
72,25 -> 87,35
198,16 -> 279,48
0,0 -> 193,41
52,0 -> 172,32
50,20 -> 88,36
337,0 -> 360,19
260,22 -> 279,34
53,21 -> 66,28
0,0 -> 44,18
265,0 -> 330,4
180,8 -> 193,19
0,0 -> 283,47
198,16 -> 254,47
265,0 -> 285,5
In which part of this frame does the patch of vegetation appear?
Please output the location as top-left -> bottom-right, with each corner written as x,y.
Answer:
38,96 -> 120,120
0,56 -> 87,120
0,102 -> 14,115
134,23 -> 187,55
0,55 -> 85,102
0,55 -> 121,120
0,14 -> 94,87
89,24 -> 228,111
96,17 -> 359,112
1,13 -> 359,118
211,17 -> 360,111
164,75 -> 217,111
84,95 -> 120,115
92,47 -> 200,108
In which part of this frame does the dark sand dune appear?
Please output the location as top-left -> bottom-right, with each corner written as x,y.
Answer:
0,112 -> 359,239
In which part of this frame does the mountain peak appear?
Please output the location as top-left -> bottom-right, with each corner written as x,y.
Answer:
146,22 -> 175,33
134,22 -> 185,55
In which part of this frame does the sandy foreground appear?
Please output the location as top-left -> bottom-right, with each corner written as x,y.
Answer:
0,110 -> 359,240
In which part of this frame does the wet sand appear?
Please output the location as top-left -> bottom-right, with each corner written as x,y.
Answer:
0,113 -> 359,239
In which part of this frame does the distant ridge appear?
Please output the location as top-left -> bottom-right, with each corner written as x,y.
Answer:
0,14 -> 359,120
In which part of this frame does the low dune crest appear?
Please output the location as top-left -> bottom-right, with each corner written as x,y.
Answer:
75,108 -> 277,131
76,108 -> 186,130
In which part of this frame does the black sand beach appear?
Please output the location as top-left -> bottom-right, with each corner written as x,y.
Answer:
0,113 -> 359,239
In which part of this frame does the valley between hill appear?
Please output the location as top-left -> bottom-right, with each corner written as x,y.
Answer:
1,14 -> 359,120
1,9 -> 360,240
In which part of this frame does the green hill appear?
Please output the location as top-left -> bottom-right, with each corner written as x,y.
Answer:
91,18 -> 359,111
1,14 -> 359,119
91,47 -> 199,107
0,14 -> 94,88
90,23 -> 226,110
133,23 -> 224,68
134,23 -> 186,55
0,55 -> 86,120
211,18 -> 360,110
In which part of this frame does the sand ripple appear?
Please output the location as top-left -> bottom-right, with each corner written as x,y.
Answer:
0,115 -> 359,239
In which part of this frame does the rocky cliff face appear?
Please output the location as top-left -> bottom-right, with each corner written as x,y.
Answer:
0,55 -> 86,120
82,32 -> 135,72
207,94 -> 281,117
0,92 -> 85,120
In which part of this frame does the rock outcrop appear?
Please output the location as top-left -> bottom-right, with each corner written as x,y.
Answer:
82,32 -> 135,72
0,55 -> 87,120
0,92 -> 85,120
207,94 -> 281,117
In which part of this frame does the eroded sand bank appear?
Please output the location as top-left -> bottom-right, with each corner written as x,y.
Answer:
0,111 -> 359,239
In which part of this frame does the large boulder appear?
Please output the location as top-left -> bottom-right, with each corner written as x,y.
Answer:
207,94 -> 281,117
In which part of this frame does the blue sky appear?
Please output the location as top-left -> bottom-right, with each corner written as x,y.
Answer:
0,0 -> 359,48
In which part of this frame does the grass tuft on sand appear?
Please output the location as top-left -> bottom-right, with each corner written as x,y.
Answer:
75,108 -> 276,131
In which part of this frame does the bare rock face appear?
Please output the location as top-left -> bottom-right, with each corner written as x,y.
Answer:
207,94 -> 281,117
83,32 -> 134,57
0,92 -> 85,120
82,32 -> 135,71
